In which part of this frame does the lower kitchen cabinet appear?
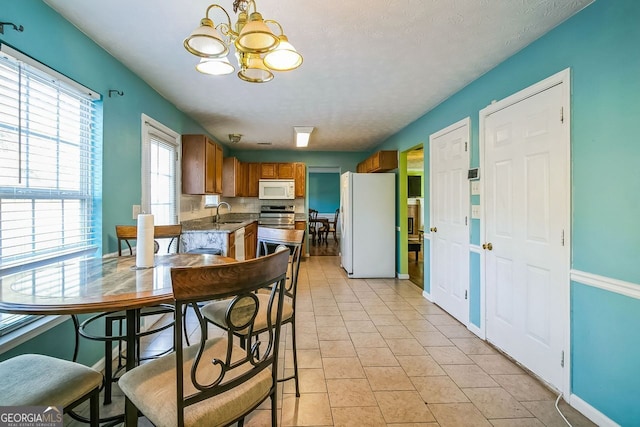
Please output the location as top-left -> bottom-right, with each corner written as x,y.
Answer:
244,221 -> 257,260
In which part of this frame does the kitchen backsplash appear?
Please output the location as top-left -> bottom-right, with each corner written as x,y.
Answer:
179,194 -> 305,222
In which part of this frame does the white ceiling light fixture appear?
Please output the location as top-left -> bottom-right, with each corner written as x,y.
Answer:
295,127 -> 314,148
184,0 -> 302,82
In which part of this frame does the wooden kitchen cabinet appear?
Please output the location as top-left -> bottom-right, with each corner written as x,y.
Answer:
356,150 -> 398,173
260,162 -> 296,179
247,162 -> 260,197
244,221 -> 257,260
227,230 -> 236,259
295,162 -> 306,198
222,157 -> 242,197
182,134 -> 223,194
260,163 -> 278,179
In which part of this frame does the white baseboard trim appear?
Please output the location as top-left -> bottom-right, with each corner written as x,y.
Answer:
397,273 -> 410,279
569,393 -> 620,427
570,269 -> 640,300
422,290 -> 433,302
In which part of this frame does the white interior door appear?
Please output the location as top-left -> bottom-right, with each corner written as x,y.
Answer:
430,119 -> 470,325
483,79 -> 569,390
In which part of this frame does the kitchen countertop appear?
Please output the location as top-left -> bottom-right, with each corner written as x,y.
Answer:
181,215 -> 258,234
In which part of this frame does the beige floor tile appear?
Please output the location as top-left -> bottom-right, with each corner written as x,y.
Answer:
491,374 -> 556,401
412,331 -> 454,347
429,403 -> 492,427
315,315 -> 345,327
490,418 -> 545,426
411,376 -> 470,404
357,347 -> 400,367
402,319 -> 439,333
369,314 -> 402,326
327,378 -> 378,407
295,311 -> 316,323
331,407 -> 387,427
340,310 -> 370,321
521,400 -> 597,427
319,340 -> 357,358
295,331 -> 320,350
442,364 -> 499,388
463,387 -> 533,419
292,349 -> 323,369
436,324 -> 476,338
397,355 -> 446,377
317,326 -> 351,341
387,424 -> 440,427
376,325 -> 414,339
337,302 -> 364,311
322,357 -> 366,379
386,338 -> 428,356
344,320 -> 378,333
427,346 -> 474,364
334,294 -> 360,303
281,393 -> 333,426
313,297 -> 338,307
314,305 -> 342,315
383,301 -> 415,311
364,305 -> 394,316
450,337 -> 497,355
424,314 -> 460,325
283,368 -> 327,393
375,391 -> 436,423
394,310 -> 426,320
349,332 -> 389,348
469,354 -> 524,375
363,366 -> 414,392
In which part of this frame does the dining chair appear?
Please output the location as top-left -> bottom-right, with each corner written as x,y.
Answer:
202,227 -> 305,396
76,225 -> 180,405
308,208 -> 318,242
0,354 -> 103,427
119,247 -> 290,427
324,208 -> 340,242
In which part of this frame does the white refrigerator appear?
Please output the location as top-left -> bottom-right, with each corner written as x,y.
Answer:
340,172 -> 395,278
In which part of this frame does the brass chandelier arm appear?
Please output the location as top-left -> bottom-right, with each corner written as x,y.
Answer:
264,19 -> 284,36
206,4 -> 233,34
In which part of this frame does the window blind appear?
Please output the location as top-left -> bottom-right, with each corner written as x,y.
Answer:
0,45 -> 101,335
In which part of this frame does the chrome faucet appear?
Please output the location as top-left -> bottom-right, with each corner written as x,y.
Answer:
215,201 -> 231,223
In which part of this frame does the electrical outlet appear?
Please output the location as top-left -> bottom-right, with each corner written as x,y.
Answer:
132,204 -> 141,219
471,181 -> 480,195
471,204 -> 481,219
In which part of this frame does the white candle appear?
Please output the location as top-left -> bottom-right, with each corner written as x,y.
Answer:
136,214 -> 154,268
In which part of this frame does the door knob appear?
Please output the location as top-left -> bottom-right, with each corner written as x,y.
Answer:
430,227 -> 437,233
482,242 -> 493,250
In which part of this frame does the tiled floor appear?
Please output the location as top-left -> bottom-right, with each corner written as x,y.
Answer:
66,255 -> 595,426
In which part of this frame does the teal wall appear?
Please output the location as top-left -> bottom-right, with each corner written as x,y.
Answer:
230,149 -> 364,172
375,1 -> 640,423
1,0 -> 212,366
309,173 -> 340,214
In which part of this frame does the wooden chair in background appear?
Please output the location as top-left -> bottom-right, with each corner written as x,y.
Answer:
324,208 -> 340,242
116,224 -> 183,255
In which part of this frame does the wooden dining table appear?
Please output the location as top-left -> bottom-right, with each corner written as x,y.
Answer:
0,253 -> 236,425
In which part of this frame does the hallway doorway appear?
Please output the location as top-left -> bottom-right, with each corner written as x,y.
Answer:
406,146 -> 424,287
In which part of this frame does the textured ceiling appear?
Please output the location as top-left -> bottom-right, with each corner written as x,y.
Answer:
44,0 -> 592,152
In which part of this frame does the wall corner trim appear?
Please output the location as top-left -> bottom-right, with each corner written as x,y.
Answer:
570,269 -> 640,300
569,393 -> 621,427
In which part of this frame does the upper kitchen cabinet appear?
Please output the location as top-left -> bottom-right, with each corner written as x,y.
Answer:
357,150 -> 398,173
182,134 -> 223,194
260,162 -> 295,179
247,163 -> 260,197
223,159 -> 260,197
295,162 -> 306,198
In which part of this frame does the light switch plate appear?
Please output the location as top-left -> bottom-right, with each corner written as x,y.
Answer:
471,181 -> 480,195
132,204 -> 141,219
471,204 -> 481,219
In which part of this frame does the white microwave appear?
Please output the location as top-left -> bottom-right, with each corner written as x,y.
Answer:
258,179 -> 295,200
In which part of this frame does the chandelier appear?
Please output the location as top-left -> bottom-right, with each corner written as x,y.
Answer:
184,0 -> 303,83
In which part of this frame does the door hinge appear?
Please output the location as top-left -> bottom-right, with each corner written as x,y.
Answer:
561,350 -> 565,367
464,141 -> 468,152
561,230 -> 565,246
465,290 -> 468,300
560,107 -> 564,124
465,216 -> 468,226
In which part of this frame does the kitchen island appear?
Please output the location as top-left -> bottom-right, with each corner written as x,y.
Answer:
180,215 -> 258,258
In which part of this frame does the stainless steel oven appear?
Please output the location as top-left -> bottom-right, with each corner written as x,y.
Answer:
259,205 -> 295,229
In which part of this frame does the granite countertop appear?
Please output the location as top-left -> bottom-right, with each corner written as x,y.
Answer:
181,214 -> 258,234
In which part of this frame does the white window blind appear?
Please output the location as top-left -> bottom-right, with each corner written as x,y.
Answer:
0,45 -> 101,335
